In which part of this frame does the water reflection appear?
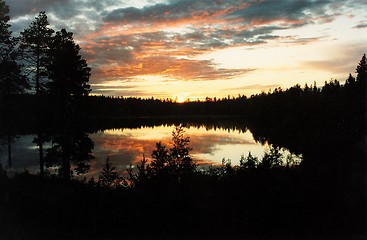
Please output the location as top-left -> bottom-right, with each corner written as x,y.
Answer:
0,135 -> 39,172
0,124 -> 300,177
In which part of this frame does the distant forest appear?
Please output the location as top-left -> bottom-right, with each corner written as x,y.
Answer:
2,61 -> 366,126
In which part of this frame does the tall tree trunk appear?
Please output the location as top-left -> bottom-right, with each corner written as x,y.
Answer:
62,151 -> 71,180
36,42 -> 40,93
3,95 -> 13,170
7,133 -> 11,168
36,45 -> 45,176
39,133 -> 44,176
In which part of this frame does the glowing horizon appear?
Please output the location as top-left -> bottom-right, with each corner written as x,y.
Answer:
7,0 -> 367,100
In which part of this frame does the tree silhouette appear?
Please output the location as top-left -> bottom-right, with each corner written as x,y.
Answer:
20,11 -> 54,93
170,125 -> 195,174
0,0 -> 28,97
239,152 -> 258,170
20,11 -> 54,176
131,125 -> 196,187
150,125 -> 195,177
356,54 -> 366,83
345,73 -> 355,86
98,156 -> 125,189
150,142 -> 171,175
45,131 -> 94,180
46,29 -> 91,97
259,147 -> 283,169
41,29 -> 93,180
355,54 -> 366,107
0,0 -> 29,171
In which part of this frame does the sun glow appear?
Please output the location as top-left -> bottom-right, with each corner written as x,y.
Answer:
176,95 -> 187,103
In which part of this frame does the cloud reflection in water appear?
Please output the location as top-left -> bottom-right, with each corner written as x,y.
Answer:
0,125 -> 277,177
90,126 -> 270,174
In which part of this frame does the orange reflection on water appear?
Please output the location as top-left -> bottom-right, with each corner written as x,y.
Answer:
88,125 -> 270,176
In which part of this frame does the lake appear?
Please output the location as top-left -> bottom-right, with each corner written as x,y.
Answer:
0,123 -> 301,177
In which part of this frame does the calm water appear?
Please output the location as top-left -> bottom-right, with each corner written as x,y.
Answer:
0,124 -> 300,177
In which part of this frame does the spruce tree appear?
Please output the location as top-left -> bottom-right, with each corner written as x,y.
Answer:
356,54 -> 366,83
46,29 -> 91,97
44,29 -> 93,180
356,54 -> 366,96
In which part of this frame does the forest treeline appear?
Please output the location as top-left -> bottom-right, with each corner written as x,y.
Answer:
2,66 -> 365,129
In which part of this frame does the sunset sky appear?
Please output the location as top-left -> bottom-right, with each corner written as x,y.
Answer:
7,0 -> 367,101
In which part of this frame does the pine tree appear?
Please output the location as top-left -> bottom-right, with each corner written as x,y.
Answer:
20,12 -> 54,176
20,11 -> 54,93
98,156 -> 124,189
345,73 -> 355,86
356,54 -> 366,83
355,54 -> 366,96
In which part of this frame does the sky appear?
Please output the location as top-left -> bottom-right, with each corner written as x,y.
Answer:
6,0 -> 367,101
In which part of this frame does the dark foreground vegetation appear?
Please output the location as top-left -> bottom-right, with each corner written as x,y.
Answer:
1,1 -> 366,238
0,125 -> 365,240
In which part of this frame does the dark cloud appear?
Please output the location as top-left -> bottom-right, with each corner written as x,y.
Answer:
5,0 -> 367,97
353,23 -> 367,29
103,0 -> 333,28
7,0 -> 113,36
258,35 -> 280,40
91,86 -> 147,97
7,0 -> 65,17
225,84 -> 282,92
103,0 -> 230,23
7,0 -> 115,18
94,0 -> 347,84
7,17 -> 31,35
229,0 -> 332,23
